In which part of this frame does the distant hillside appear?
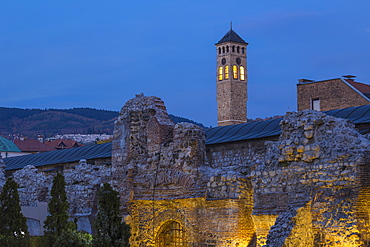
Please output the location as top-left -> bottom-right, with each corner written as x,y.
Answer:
0,107 -> 204,139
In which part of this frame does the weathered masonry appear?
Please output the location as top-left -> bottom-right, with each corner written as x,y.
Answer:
2,94 -> 370,246
110,94 -> 370,247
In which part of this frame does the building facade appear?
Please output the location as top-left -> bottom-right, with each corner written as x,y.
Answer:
297,75 -> 370,111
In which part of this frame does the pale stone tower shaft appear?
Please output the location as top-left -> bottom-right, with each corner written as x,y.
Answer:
216,27 -> 248,126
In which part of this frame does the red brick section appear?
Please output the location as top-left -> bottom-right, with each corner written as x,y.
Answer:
45,139 -> 84,149
14,139 -> 56,153
297,78 -> 370,111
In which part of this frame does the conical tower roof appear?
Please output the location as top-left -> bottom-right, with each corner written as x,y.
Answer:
216,28 -> 247,45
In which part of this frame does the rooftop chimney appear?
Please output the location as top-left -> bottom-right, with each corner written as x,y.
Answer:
298,79 -> 315,84
342,75 -> 356,81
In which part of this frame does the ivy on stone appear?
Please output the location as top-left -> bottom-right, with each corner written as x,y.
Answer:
0,177 -> 30,247
93,183 -> 130,247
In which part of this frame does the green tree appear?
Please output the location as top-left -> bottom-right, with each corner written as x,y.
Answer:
0,177 -> 30,247
93,183 -> 130,247
43,173 -> 70,241
43,173 -> 92,247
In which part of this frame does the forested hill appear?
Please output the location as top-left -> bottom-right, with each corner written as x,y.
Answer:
0,107 -> 204,139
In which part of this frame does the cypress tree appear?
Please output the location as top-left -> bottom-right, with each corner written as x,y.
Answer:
0,177 -> 30,247
43,173 -> 92,247
93,183 -> 130,247
43,173 -> 71,245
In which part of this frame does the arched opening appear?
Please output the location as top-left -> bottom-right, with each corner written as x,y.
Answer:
226,46 -> 229,52
233,65 -> 238,79
237,46 -> 240,53
156,221 -> 186,247
240,66 -> 245,81
232,45 -> 235,52
242,47 -> 245,54
218,47 -> 221,54
218,66 -> 223,81
222,46 -> 225,53
225,65 -> 229,79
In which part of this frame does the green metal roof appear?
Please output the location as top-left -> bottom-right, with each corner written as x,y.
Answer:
205,104 -> 370,145
0,136 -> 21,153
4,142 -> 111,171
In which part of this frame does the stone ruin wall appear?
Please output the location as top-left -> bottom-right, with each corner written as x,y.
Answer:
111,94 -> 255,247
251,110 -> 370,247
0,95 -> 369,247
0,159 -> 112,235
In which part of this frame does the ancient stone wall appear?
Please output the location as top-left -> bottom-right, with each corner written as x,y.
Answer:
112,94 -> 256,247
1,95 -> 370,247
251,110 -> 370,247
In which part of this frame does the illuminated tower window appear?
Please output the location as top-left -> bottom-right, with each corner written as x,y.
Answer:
233,65 -> 238,79
156,221 -> 186,247
240,66 -> 245,80
218,66 -> 223,81
225,65 -> 229,79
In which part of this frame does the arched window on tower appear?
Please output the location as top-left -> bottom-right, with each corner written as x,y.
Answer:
222,46 -> 225,53
232,45 -> 235,52
237,46 -> 240,53
225,65 -> 229,79
242,47 -> 245,54
218,47 -> 221,54
240,66 -> 245,81
156,221 -> 186,247
218,66 -> 223,81
226,46 -> 229,52
233,65 -> 238,79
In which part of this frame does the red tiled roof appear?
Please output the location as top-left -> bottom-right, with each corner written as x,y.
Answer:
14,139 -> 56,153
345,79 -> 370,94
45,140 -> 84,149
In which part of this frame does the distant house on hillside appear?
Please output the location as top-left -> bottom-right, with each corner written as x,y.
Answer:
14,139 -> 56,153
297,75 -> 370,111
45,139 -> 84,150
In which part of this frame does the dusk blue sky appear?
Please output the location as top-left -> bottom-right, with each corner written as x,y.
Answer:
1,1 -> 369,127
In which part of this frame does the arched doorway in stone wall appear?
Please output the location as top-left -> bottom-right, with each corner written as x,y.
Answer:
156,221 -> 187,247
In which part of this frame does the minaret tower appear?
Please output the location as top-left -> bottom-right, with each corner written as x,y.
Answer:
216,25 -> 248,126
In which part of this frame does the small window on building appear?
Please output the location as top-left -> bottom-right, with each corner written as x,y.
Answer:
218,66 -> 223,81
226,46 -> 229,52
233,65 -> 238,79
232,45 -> 235,52
225,65 -> 229,79
242,47 -> 245,54
222,46 -> 225,53
240,66 -> 245,81
237,46 -> 240,53
311,98 -> 320,111
218,47 -> 221,54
